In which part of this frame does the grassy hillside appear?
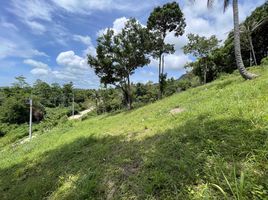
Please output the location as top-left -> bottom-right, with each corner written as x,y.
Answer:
0,66 -> 267,200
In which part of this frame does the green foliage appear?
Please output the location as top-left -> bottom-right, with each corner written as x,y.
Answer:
159,73 -> 167,95
184,34 -> 220,83
0,66 -> 267,199
95,88 -> 123,113
185,2 -> 268,82
37,107 -> 70,132
147,1 -> 186,96
0,95 -> 29,124
89,18 -> 152,109
212,168 -> 245,200
0,123 -> 28,147
147,1 -> 186,37
261,56 -> 268,66
183,34 -> 220,58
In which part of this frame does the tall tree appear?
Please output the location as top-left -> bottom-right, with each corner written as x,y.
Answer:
206,0 -> 256,79
240,17 -> 268,66
88,18 -> 151,110
33,79 -> 52,107
147,1 -> 186,98
62,82 -> 73,107
183,34 -> 220,83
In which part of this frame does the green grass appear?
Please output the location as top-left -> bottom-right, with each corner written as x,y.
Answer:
0,66 -> 268,200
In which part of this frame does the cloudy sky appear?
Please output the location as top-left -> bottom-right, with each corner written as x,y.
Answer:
0,0 -> 265,88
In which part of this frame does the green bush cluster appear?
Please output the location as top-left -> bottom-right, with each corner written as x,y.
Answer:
261,57 -> 268,66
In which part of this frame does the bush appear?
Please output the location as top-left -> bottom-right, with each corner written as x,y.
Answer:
37,107 -> 69,132
67,102 -> 80,117
260,57 -> 268,66
0,96 -> 28,124
0,123 -> 28,147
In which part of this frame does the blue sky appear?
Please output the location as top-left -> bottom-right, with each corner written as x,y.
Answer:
0,0 -> 265,88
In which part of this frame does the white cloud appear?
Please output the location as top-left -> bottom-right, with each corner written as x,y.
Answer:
31,68 -> 50,75
83,46 -> 96,57
25,21 -> 47,34
23,51 -> 99,88
56,51 -> 88,70
73,35 -> 92,45
72,35 -> 96,56
51,0 -> 157,14
0,18 -> 18,31
24,59 -> 51,76
24,59 -> 50,69
141,70 -> 155,77
55,50 -> 99,86
97,17 -> 128,36
164,54 -> 190,70
0,37 -> 48,59
8,0 -> 69,42
9,0 -> 53,34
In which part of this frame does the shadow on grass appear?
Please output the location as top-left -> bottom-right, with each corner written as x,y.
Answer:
0,114 -> 267,200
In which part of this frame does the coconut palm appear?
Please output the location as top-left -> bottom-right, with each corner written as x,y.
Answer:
207,0 -> 257,79
240,17 -> 268,66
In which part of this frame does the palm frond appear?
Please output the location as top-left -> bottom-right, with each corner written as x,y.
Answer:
223,0 -> 231,12
252,17 -> 268,32
207,0 -> 214,8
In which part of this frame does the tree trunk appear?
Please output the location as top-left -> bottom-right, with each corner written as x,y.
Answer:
162,54 -> 165,75
158,53 -> 162,99
233,0 -> 256,80
248,35 -> 257,66
204,62 -> 207,84
126,75 -> 132,110
250,51 -> 252,66
121,87 -> 128,108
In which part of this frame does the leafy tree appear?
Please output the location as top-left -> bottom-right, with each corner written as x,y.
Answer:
240,17 -> 268,66
206,0 -> 256,79
33,79 -> 52,107
147,1 -> 186,98
12,76 -> 29,89
183,34 -> 220,83
0,96 -> 29,124
62,82 -> 74,107
50,83 -> 63,107
88,18 -> 151,109
134,82 -> 158,105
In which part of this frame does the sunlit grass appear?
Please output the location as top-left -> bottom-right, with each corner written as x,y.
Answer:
0,66 -> 267,199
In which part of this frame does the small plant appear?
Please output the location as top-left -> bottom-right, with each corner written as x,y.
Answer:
211,167 -> 245,200
260,56 -> 268,66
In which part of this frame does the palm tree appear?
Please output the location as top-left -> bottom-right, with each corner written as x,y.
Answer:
207,0 -> 257,79
240,17 -> 268,66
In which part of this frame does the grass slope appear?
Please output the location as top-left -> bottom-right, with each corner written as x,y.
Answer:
0,67 -> 268,200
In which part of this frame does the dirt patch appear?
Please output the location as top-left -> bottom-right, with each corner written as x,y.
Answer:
106,179 -> 116,200
122,161 -> 140,177
68,107 -> 94,120
170,107 -> 185,115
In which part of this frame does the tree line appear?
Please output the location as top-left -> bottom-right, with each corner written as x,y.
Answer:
1,1 -> 267,129
184,2 -> 268,83
88,1 -> 268,111
0,76 -> 93,124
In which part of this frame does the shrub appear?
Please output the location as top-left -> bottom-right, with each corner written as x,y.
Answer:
260,56 -> 268,66
37,107 -> 69,132
0,96 -> 28,124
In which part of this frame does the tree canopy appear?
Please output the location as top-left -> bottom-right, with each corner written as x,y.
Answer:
88,18 -> 152,109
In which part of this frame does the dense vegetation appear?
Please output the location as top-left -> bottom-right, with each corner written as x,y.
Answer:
0,77 -> 93,141
187,2 -> 268,83
0,66 -> 267,199
0,1 -> 267,199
